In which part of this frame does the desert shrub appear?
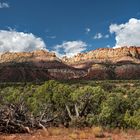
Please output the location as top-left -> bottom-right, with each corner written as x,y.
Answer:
0,80 -> 140,131
111,86 -> 127,94
86,114 -> 99,126
124,109 -> 140,129
100,81 -> 116,92
69,117 -> 87,128
98,93 -> 129,128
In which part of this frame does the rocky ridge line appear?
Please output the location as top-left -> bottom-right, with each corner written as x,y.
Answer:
0,46 -> 140,81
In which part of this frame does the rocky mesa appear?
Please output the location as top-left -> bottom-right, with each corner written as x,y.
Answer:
0,50 -> 86,82
63,46 -> 140,66
0,46 -> 140,82
63,46 -> 140,80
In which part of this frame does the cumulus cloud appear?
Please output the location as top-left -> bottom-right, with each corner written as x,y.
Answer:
93,33 -> 103,39
110,18 -> 140,48
0,30 -> 46,52
53,41 -> 87,58
0,2 -> 9,8
93,33 -> 109,40
85,28 -> 91,34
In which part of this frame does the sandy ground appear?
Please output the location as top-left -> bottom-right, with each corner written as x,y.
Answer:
0,128 -> 140,140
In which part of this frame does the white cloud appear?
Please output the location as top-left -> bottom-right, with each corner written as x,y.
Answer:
53,41 -> 87,58
0,2 -> 9,8
0,30 -> 46,52
110,18 -> 140,48
105,34 -> 109,38
93,33 -> 103,39
46,35 -> 56,39
106,45 -> 111,48
93,33 -> 109,40
85,28 -> 91,34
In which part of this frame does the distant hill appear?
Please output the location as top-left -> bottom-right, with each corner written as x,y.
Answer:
0,46 -> 140,82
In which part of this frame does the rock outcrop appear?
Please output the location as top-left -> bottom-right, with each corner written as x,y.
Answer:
0,50 -> 86,82
0,50 -> 60,64
0,46 -> 140,82
62,46 -> 140,66
62,46 -> 140,80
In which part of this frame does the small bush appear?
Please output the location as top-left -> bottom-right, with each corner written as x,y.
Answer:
92,126 -> 105,138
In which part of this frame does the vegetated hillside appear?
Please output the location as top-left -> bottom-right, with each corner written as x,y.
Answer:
0,47 -> 140,81
0,80 -> 140,133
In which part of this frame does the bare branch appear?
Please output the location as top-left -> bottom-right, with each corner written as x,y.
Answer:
65,104 -> 73,120
75,104 -> 79,118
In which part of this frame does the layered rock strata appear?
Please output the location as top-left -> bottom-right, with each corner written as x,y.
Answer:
0,47 -> 140,82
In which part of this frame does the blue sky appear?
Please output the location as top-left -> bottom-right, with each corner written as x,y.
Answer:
0,0 -> 140,57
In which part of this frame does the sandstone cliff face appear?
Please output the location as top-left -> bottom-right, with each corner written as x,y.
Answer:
62,46 -> 140,80
0,67 -> 50,82
0,50 -> 60,63
63,46 -> 140,66
0,46 -> 140,81
115,64 -> 140,79
84,64 -> 110,80
0,50 -> 86,81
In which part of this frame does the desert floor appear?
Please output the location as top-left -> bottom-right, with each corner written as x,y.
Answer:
0,127 -> 140,140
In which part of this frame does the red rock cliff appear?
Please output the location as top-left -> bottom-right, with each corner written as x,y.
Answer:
62,46 -> 140,67
0,46 -> 140,81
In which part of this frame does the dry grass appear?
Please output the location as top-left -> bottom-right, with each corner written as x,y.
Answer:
0,127 -> 140,140
48,127 -> 63,136
92,126 -> 105,138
